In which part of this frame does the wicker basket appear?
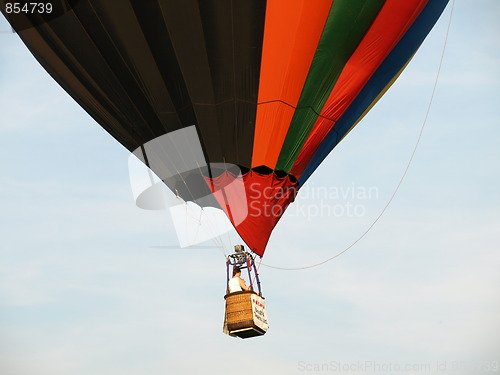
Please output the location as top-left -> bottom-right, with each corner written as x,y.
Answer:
224,291 -> 268,338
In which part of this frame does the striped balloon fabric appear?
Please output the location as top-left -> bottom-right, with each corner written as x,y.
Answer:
3,0 -> 449,256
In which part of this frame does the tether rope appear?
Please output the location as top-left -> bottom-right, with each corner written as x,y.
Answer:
260,0 -> 456,271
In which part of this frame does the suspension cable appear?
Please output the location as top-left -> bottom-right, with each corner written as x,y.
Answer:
260,0 -> 456,271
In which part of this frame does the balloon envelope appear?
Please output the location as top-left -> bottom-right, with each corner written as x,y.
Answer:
2,0 -> 449,256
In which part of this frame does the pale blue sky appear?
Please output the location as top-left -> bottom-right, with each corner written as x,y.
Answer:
1,2 -> 499,374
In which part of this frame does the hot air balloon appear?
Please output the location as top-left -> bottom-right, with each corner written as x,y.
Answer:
3,0 -> 450,340
2,0 -> 449,257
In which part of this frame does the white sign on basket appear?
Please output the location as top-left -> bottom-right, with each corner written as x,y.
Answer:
251,294 -> 268,332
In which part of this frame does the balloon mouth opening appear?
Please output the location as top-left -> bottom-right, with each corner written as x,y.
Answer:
238,165 -> 298,185
150,163 -> 298,184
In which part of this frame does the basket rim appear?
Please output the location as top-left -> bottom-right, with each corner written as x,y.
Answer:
224,291 -> 264,300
